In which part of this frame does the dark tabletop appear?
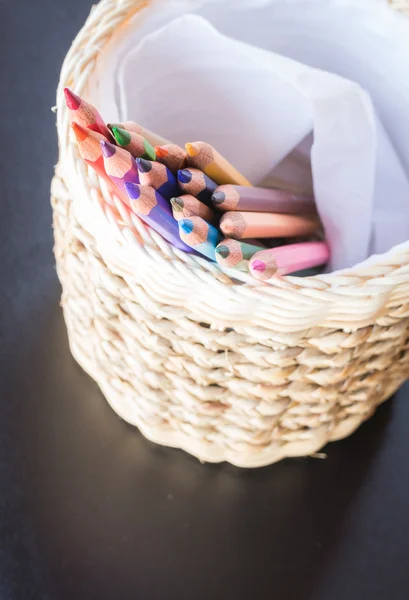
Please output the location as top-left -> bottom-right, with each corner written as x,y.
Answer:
1,1 -> 409,599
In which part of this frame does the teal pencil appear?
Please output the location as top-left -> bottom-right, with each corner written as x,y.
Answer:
178,216 -> 222,261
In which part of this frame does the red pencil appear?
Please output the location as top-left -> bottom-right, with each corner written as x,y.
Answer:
64,88 -> 112,141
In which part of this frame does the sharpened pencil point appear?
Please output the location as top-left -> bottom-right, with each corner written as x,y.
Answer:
135,158 -> 152,173
251,260 -> 266,273
215,245 -> 230,259
64,88 -> 81,110
111,126 -> 131,147
220,218 -> 234,235
185,142 -> 200,157
170,197 -> 184,211
125,182 -> 141,200
71,122 -> 88,142
178,169 -> 192,184
211,191 -> 225,205
179,219 -> 193,234
155,146 -> 167,158
100,139 -> 115,158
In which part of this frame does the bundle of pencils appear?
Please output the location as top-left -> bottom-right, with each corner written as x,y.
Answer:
66,88 -> 330,280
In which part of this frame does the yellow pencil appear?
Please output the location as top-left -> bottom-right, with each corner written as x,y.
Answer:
185,141 -> 251,187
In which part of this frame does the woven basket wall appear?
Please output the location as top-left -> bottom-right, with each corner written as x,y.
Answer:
52,0 -> 409,468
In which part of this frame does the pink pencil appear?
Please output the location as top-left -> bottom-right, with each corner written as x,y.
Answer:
249,242 -> 330,280
100,140 -> 139,198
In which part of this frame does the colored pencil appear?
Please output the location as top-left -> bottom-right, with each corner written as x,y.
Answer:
111,126 -> 156,160
170,195 -> 215,222
219,211 -> 320,240
249,242 -> 330,280
211,184 -> 315,214
185,141 -> 251,187
215,239 -> 264,271
107,121 -> 170,147
71,122 -> 126,205
135,158 -> 179,200
177,168 -> 218,203
178,216 -> 222,261
125,183 -> 193,252
155,144 -> 187,173
100,140 -> 139,196
64,88 -> 112,140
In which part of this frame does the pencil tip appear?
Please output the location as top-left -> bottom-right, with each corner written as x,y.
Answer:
135,158 -> 152,173
71,122 -> 88,142
64,88 -> 81,110
125,181 -> 140,200
155,146 -> 167,158
111,126 -> 130,147
100,139 -> 115,158
185,142 -> 199,157
107,123 -> 120,132
177,169 -> 192,184
215,245 -> 229,259
220,219 -> 233,235
170,197 -> 183,211
179,219 -> 193,234
211,191 -> 225,205
251,260 -> 266,273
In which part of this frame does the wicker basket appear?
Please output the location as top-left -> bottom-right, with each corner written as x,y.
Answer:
51,0 -> 409,467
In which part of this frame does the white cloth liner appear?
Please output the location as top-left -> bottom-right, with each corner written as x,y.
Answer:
90,0 -> 409,272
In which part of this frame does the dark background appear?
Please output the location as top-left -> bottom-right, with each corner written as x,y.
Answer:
1,1 -> 409,598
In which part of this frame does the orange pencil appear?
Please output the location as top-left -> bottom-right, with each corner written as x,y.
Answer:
64,88 -> 112,141
219,211 -> 320,240
155,144 -> 187,173
71,123 -> 125,205
185,141 -> 251,187
107,121 -> 171,147
170,195 -> 215,222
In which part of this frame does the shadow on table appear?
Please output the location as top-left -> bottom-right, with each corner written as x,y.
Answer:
6,288 -> 396,600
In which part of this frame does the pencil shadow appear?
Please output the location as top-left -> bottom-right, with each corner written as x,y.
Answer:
8,285 -> 395,600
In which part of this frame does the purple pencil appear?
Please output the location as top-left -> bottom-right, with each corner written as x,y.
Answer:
135,158 -> 179,200
211,184 -> 315,214
125,183 -> 194,252
100,140 -> 139,198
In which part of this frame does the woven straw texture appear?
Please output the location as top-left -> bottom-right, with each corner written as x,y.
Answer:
52,0 -> 409,467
